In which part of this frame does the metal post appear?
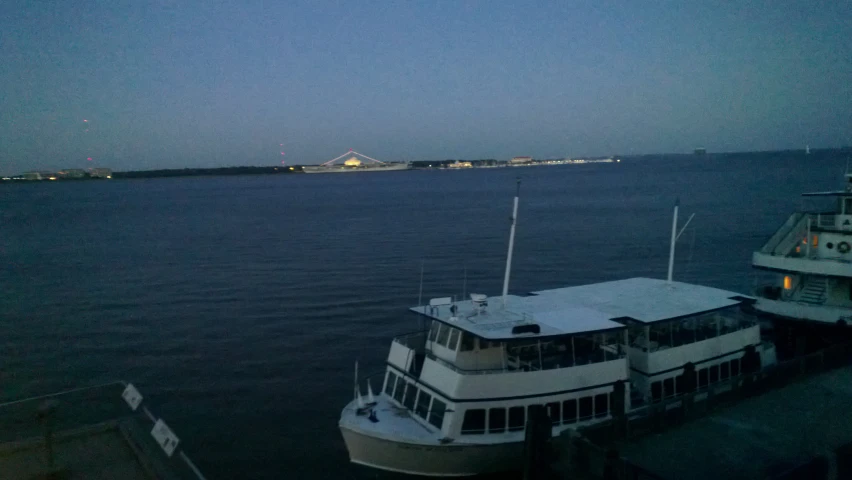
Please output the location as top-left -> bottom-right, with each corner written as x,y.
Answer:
37,399 -> 59,473
571,336 -> 576,365
806,217 -> 811,257
502,178 -> 521,308
537,340 -> 543,371
462,265 -> 467,303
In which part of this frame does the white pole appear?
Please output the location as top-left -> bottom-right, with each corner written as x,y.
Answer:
667,199 -> 679,283
418,261 -> 425,313
353,360 -> 359,402
502,178 -> 521,308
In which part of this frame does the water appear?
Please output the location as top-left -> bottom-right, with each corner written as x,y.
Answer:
0,151 -> 846,478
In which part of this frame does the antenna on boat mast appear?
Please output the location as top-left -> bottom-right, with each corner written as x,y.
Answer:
667,199 -> 679,283
667,198 -> 695,283
502,178 -> 521,308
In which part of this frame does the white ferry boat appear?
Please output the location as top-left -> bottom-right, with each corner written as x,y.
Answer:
339,183 -> 776,476
752,171 -> 852,328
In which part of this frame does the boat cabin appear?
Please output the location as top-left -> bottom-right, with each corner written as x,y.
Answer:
385,278 -> 768,438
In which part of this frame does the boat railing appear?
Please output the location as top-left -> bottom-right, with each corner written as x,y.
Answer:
814,212 -> 838,229
392,330 -> 428,350
425,352 -> 507,375
760,212 -> 805,254
424,346 -> 623,376
0,381 -> 207,479
760,212 -> 849,257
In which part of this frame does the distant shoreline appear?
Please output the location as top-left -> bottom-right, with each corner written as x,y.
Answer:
4,147 -> 849,182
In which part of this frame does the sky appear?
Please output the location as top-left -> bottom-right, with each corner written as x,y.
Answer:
1,0 -> 850,174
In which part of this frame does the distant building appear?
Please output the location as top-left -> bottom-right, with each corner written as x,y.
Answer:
22,172 -> 43,180
510,156 -> 533,164
58,168 -> 87,178
90,168 -> 112,178
447,161 -> 473,168
694,148 -> 707,156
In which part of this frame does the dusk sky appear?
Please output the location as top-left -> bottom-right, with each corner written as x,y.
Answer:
1,1 -> 850,174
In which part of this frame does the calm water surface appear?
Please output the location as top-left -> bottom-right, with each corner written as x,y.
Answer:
0,152 -> 845,478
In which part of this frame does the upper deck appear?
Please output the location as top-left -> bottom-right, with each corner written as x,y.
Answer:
753,175 -> 852,277
411,278 -> 749,341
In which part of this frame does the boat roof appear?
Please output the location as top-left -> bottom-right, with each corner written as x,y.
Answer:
410,277 -> 750,340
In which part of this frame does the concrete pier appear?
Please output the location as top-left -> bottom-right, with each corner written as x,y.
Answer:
552,343 -> 852,480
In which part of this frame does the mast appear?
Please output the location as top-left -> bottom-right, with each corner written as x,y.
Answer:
667,198 -> 679,283
502,178 -> 521,307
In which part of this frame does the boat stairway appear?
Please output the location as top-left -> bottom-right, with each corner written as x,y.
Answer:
799,280 -> 827,304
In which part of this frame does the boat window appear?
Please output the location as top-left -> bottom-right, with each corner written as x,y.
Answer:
437,325 -> 451,347
385,372 -> 398,396
489,408 -> 506,433
594,394 -> 608,418
429,399 -> 446,429
730,358 -> 740,377
461,409 -> 486,434
573,335 -> 605,365
429,322 -> 440,342
845,198 -> 852,215
709,365 -> 719,384
698,369 -> 708,388
651,381 -> 662,403
546,402 -> 560,426
448,328 -> 460,351
674,375 -> 684,395
459,332 -> 475,351
720,361 -> 730,380
663,377 -> 674,398
415,391 -> 432,419
403,384 -> 417,410
579,397 -> 593,420
508,406 -> 525,431
393,377 -> 406,403
562,399 -> 577,424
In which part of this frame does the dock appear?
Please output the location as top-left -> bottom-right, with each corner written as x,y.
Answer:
0,382 -> 205,480
549,342 -> 852,480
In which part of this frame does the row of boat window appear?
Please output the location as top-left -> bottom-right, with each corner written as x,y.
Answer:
651,358 -> 741,402
385,371 -> 446,429
460,393 -> 612,435
630,309 -> 755,352
428,322 -> 476,351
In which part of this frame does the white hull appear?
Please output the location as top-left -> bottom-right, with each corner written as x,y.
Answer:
339,425 -> 522,477
753,297 -> 852,325
303,163 -> 410,174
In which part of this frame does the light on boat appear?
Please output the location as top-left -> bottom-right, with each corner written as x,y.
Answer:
812,235 -> 819,247
784,276 -> 792,290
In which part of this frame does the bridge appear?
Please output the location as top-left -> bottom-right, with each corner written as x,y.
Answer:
320,149 -> 385,167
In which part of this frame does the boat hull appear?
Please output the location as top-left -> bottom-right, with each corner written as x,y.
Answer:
752,296 -> 852,326
747,298 -> 852,359
339,426 -> 522,477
